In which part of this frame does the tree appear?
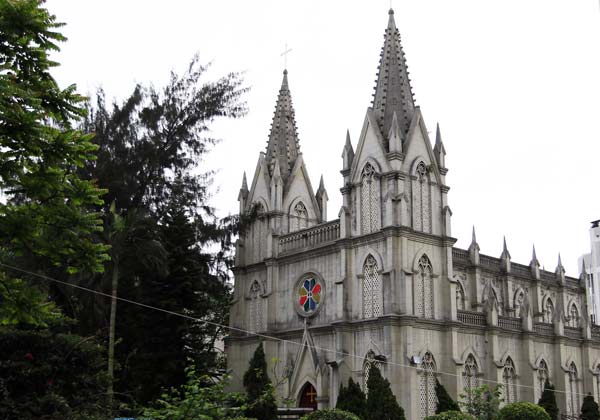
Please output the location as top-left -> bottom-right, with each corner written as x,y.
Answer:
459,384 -> 502,420
425,412 -> 475,420
498,402 -> 550,420
538,380 -> 559,420
365,365 -> 405,420
243,342 -> 278,420
336,378 -> 366,419
301,409 -> 362,420
581,393 -> 600,420
435,379 -> 460,413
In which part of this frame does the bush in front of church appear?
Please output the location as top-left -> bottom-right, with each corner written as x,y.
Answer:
537,380 -> 559,420
424,411 -> 474,420
581,393 -> 600,420
498,402 -> 551,420
301,409 -> 361,420
242,343 -> 278,420
435,379 -> 460,413
365,365 -> 406,420
336,377 -> 366,419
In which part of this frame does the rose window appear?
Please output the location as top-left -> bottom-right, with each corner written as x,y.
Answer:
298,278 -> 321,314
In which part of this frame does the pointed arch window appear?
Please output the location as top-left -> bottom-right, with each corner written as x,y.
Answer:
363,351 -> 382,393
456,283 -> 466,311
568,304 -> 580,328
249,281 -> 264,332
419,352 -> 437,418
290,201 -> 308,232
567,362 -> 580,416
543,298 -> 555,323
362,255 -> 382,319
251,203 -> 265,263
413,161 -> 431,233
463,354 -> 479,402
536,359 -> 550,403
360,163 -> 381,234
415,255 -> 433,318
502,357 -> 517,404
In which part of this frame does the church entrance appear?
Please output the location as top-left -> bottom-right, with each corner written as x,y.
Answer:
298,382 -> 318,410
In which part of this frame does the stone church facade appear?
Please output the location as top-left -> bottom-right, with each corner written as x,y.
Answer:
226,9 -> 600,419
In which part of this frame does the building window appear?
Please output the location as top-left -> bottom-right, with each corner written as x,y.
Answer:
360,163 -> 381,234
567,362 -> 579,416
419,352 -> 437,418
413,161 -> 431,233
415,255 -> 433,318
543,298 -> 554,323
363,351 -> 382,393
502,357 -> 517,404
249,281 -> 263,332
363,255 -> 382,319
463,354 -> 479,402
456,283 -> 466,311
536,359 -> 550,402
568,304 -> 580,328
290,201 -> 308,232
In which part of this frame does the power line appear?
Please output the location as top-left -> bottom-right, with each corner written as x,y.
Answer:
2,261 -> 594,398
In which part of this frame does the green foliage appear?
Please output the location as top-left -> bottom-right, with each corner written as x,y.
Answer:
435,379 -> 460,413
365,365 -> 405,420
243,343 -> 278,420
301,408 -> 362,420
0,328 -> 109,419
425,411 -> 475,420
538,380 -> 559,420
459,384 -> 502,420
336,377 -> 366,419
498,402 -> 550,420
142,367 -> 250,420
581,393 -> 600,420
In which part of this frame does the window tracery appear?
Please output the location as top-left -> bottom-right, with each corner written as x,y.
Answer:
463,354 -> 479,402
502,357 -> 516,404
362,255 -> 382,319
415,255 -> 433,318
363,351 -> 382,393
419,352 -> 437,418
567,362 -> 579,416
249,281 -> 263,332
413,161 -> 431,233
290,201 -> 308,232
360,163 -> 381,234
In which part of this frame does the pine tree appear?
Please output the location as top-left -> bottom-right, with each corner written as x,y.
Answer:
538,380 -> 559,420
336,377 -> 366,419
243,343 -> 278,420
581,393 -> 600,420
365,365 -> 406,420
435,379 -> 460,413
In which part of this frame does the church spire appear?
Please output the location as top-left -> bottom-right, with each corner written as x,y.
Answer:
372,8 -> 416,143
265,69 -> 300,182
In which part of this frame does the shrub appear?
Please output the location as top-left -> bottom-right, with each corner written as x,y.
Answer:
365,365 -> 406,420
498,402 -> 551,420
336,378 -> 366,419
435,380 -> 460,413
538,380 -> 559,420
301,408 -> 362,420
242,343 -> 277,420
581,393 -> 600,420
425,411 -> 475,420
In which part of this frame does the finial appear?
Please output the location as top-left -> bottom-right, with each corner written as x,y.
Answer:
281,43 -> 293,70
581,259 -> 588,276
532,244 -> 537,260
241,171 -> 248,191
503,236 -> 508,252
471,226 -> 477,243
345,129 -> 352,147
557,253 -> 564,268
318,174 -> 325,190
435,123 -> 442,145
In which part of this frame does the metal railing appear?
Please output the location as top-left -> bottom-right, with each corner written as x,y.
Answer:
278,220 -> 340,253
457,310 -> 486,326
498,316 -> 521,330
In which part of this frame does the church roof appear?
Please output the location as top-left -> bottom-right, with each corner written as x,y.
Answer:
372,9 -> 415,144
265,69 -> 300,182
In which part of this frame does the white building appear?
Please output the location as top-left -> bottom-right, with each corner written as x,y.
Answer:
580,220 -> 600,325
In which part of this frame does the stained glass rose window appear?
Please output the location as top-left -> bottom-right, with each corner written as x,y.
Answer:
298,277 -> 321,314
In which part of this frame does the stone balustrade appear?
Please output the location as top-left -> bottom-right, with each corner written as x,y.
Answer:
279,220 -> 340,253
498,316 -> 521,330
534,322 -> 554,336
457,310 -> 486,326
564,326 -> 582,339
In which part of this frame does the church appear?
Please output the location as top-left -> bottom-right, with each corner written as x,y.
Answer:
226,8 -> 600,419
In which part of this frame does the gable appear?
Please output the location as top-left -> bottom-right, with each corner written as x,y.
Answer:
350,109 -> 392,184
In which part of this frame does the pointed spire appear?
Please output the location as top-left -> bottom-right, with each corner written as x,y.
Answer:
241,171 -> 248,192
372,8 -> 416,144
500,236 -> 511,273
317,175 -> 326,192
265,69 -> 300,182
315,175 -> 328,222
342,129 -> 355,170
468,225 -> 480,266
556,253 -> 566,283
471,226 -> 477,244
238,171 -> 249,212
530,244 -> 540,280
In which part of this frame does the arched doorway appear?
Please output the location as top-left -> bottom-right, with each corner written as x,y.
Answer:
298,382 -> 318,410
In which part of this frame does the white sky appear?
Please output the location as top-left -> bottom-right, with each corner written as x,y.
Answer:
47,0 -> 600,276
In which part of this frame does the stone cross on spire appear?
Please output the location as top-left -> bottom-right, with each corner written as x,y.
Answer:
372,8 -> 415,144
265,70 -> 300,181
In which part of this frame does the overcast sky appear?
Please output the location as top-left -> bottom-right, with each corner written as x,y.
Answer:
47,0 -> 600,276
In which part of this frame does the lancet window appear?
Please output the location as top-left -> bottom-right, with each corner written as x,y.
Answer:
362,255 -> 382,319
290,201 -> 308,232
419,352 -> 437,418
413,161 -> 431,233
543,298 -> 555,323
251,203 -> 265,262
360,163 -> 381,234
502,357 -> 517,404
463,354 -> 479,402
536,359 -> 550,402
568,304 -> 580,328
363,351 -> 382,393
249,281 -> 264,332
415,255 -> 433,318
567,362 -> 579,416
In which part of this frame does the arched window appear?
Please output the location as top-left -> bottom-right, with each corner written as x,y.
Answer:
249,281 -> 263,332
413,161 -> 431,233
251,203 -> 265,262
415,255 -> 433,318
456,283 -> 466,311
290,201 -> 308,232
543,298 -> 554,323
567,362 -> 579,416
363,351 -> 382,393
536,359 -> 550,402
362,255 -> 382,319
419,352 -> 437,418
502,357 -> 517,404
568,304 -> 580,328
514,290 -> 525,318
360,163 -> 381,234
463,354 -> 479,402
